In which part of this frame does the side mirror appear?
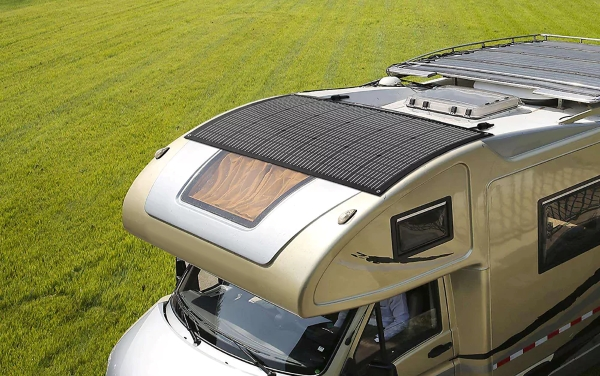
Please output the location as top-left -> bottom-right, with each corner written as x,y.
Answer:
367,360 -> 398,376
175,257 -> 186,286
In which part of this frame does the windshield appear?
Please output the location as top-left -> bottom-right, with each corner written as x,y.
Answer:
171,266 -> 356,375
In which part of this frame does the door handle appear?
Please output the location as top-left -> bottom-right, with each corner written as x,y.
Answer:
428,342 -> 453,358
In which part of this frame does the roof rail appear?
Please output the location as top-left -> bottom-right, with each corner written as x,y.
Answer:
559,107 -> 600,125
396,34 -> 543,66
386,34 -> 600,103
389,34 -> 600,69
541,34 -> 600,44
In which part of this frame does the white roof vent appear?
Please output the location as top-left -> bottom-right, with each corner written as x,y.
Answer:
406,86 -> 519,119
378,76 -> 401,87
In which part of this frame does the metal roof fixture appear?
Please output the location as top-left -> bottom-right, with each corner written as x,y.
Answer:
559,106 -> 600,124
405,86 -> 519,119
387,34 -> 600,103
185,94 -> 489,195
378,76 -> 402,87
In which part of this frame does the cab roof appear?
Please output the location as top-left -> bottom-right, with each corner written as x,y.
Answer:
184,94 -> 488,195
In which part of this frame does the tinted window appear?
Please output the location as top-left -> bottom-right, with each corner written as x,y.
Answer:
391,197 -> 453,258
181,152 -> 310,228
539,177 -> 600,273
352,282 -> 442,373
172,266 -> 355,375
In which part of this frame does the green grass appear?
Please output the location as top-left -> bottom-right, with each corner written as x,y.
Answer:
2,0 -> 600,374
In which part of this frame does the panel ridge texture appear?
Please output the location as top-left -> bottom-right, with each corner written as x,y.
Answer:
185,95 -> 487,195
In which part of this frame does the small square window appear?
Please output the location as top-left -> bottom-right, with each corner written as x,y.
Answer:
391,197 -> 453,259
538,177 -> 600,273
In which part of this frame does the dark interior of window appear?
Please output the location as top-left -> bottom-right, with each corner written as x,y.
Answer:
391,197 -> 453,259
539,177 -> 600,274
351,282 -> 442,375
172,266 -> 356,375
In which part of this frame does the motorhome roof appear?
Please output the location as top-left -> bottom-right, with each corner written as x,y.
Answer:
124,34 -> 600,316
387,34 -> 600,103
184,94 -> 488,195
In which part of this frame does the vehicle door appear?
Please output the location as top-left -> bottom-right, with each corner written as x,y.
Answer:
344,278 -> 455,376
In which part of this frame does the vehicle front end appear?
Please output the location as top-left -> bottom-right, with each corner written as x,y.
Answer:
110,83 -> 492,375
107,266 -> 357,376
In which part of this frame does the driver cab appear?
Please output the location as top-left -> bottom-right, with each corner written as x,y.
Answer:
175,265 -> 454,376
343,279 -> 454,376
174,265 -> 359,375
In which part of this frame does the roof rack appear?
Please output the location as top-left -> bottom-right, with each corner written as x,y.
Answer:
387,34 -> 600,103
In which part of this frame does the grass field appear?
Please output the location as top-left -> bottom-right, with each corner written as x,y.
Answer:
2,0 -> 600,374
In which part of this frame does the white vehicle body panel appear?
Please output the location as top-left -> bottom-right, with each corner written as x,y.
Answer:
107,301 -> 266,376
145,141 -> 359,265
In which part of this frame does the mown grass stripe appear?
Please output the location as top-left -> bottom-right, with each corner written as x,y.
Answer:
2,0 -> 600,374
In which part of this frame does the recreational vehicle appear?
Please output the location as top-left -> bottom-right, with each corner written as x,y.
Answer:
107,34 -> 600,376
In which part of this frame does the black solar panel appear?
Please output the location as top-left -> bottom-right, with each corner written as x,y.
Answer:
185,95 -> 488,195
387,40 -> 600,103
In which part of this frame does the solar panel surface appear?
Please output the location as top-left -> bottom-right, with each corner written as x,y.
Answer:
185,95 -> 488,195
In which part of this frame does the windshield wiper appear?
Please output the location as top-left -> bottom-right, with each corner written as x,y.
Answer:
175,293 -> 276,375
173,294 -> 203,345
231,340 -> 276,376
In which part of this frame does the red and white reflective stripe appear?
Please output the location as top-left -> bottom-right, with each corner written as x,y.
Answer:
493,305 -> 600,370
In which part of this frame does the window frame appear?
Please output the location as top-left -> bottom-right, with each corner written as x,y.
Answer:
351,281 -> 443,370
538,175 -> 600,274
180,151 -> 312,228
390,197 -> 454,260
173,264 -> 358,376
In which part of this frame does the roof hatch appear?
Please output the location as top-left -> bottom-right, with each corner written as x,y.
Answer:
406,86 -> 519,119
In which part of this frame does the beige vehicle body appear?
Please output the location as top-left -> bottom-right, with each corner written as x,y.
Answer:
110,35 -> 600,376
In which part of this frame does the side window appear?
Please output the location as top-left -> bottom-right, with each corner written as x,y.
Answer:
179,267 -> 221,292
539,177 -> 600,273
352,282 -> 442,372
198,269 -> 220,292
391,197 -> 453,259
